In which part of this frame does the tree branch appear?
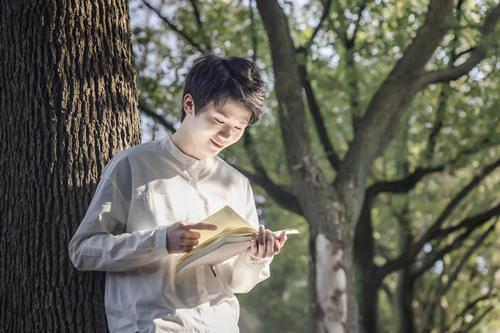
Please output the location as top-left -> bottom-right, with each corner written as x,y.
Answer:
454,47 -> 475,60
417,4 -> 500,87
450,0 -> 466,64
242,130 -> 272,184
299,0 -> 332,51
243,3 -> 304,215
418,50 -> 486,86
332,1 -> 369,131
138,102 -> 177,133
412,216 -> 498,278
142,0 -> 208,54
249,0 -> 258,62
418,157 -> 500,241
347,1 -> 369,128
338,0 -> 454,187
381,282 -> 393,302
421,223 -> 495,332
256,0 -> 324,187
370,135 -> 500,196
241,131 -> 303,215
367,165 -> 444,196
231,164 -> 303,216
376,157 -> 500,280
188,0 -> 212,51
457,306 -> 494,333
346,0 -> 368,48
455,290 -> 493,325
423,85 -> 448,161
433,205 -> 500,239
457,136 -> 500,157
297,63 -> 341,171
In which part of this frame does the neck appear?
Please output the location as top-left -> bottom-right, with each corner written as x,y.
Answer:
171,127 -> 202,160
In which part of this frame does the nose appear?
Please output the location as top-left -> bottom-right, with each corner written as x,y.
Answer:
217,126 -> 232,140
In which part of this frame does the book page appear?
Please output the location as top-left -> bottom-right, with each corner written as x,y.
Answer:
197,206 -> 257,244
177,237 -> 252,272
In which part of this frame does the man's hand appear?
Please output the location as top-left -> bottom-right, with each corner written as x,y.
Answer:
248,225 -> 287,260
167,221 -> 217,253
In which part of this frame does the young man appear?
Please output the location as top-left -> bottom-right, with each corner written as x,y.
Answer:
68,54 -> 286,332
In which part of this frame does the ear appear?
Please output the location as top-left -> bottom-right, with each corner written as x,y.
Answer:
183,94 -> 195,116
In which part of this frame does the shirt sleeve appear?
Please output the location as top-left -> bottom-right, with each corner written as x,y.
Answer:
226,178 -> 272,293
68,152 -> 168,272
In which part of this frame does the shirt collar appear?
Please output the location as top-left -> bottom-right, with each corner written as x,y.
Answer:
164,135 -> 214,175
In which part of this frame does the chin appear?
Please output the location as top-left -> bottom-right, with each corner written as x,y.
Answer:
210,148 -> 223,155
203,148 -> 220,157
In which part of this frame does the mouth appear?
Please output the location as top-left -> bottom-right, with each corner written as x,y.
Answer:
210,139 -> 224,149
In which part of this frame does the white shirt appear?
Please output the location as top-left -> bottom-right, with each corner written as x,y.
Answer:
68,136 -> 271,332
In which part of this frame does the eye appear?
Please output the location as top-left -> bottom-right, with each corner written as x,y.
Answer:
214,118 -> 224,124
235,126 -> 243,131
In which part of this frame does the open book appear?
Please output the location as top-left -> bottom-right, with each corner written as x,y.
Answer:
176,206 -> 298,273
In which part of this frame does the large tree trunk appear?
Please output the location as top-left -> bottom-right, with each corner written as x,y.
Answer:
256,1 -> 361,331
0,1 -> 140,331
309,193 -> 354,333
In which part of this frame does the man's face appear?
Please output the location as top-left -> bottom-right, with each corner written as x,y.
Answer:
182,95 -> 251,159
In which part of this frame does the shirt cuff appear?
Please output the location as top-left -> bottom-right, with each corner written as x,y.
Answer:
243,251 -> 273,266
154,226 -> 169,254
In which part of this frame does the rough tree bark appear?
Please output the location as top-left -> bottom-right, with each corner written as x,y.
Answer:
0,0 -> 140,331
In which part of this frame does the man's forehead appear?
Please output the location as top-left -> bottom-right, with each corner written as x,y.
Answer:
213,101 -> 251,125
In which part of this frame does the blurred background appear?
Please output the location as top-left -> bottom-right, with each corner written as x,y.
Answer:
128,1 -> 499,332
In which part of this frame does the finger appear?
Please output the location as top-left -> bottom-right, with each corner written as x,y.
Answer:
273,238 -> 281,254
265,230 -> 274,257
250,237 -> 256,248
181,245 -> 194,252
248,238 -> 258,258
181,238 -> 199,247
182,230 -> 201,239
173,241 -> 189,253
278,231 -> 287,246
258,225 -> 265,246
179,221 -> 190,230
257,232 -> 266,258
186,222 -> 218,231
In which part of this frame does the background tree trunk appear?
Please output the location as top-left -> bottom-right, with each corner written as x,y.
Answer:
256,1 -> 355,331
0,0 -> 140,331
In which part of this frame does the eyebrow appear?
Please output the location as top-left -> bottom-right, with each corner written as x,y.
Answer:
214,106 -> 249,125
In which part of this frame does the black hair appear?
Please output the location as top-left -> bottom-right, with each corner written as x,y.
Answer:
181,54 -> 265,125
